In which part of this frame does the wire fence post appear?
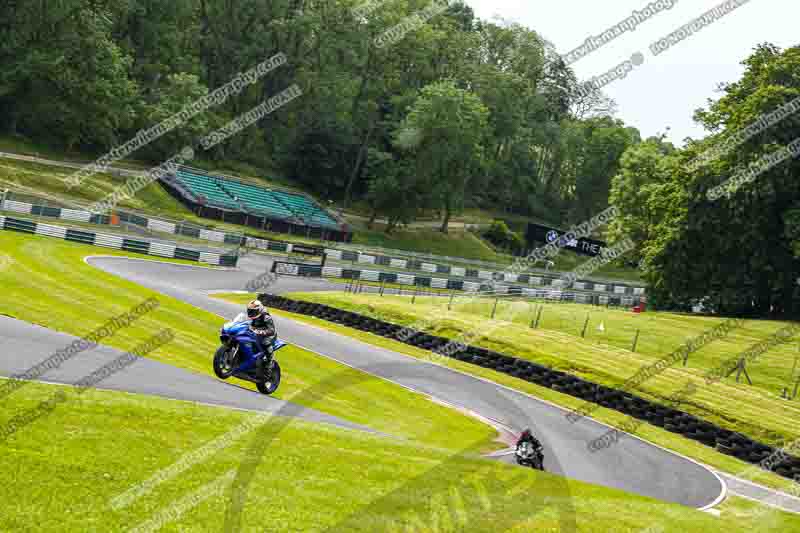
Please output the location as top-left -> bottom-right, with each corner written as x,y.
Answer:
0,188 -> 8,211
534,306 -> 543,329
581,313 -> 590,338
787,351 -> 799,400
412,287 -> 417,304
448,291 -> 454,310
379,281 -> 385,296
491,298 -> 499,319
734,358 -> 753,385
631,329 -> 640,352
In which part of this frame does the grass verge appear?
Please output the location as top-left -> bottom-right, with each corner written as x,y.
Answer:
2,380 -> 798,532
0,231 -> 498,452
273,292 -> 800,449
213,292 -> 800,496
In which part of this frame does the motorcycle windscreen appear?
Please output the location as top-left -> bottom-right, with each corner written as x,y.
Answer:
272,338 -> 288,352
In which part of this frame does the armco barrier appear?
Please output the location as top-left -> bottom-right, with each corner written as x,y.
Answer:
0,196 -> 647,297
0,197 -> 321,262
0,216 -> 238,267
274,262 -> 642,305
324,249 -> 646,296
1,197 -> 646,295
258,293 -> 800,482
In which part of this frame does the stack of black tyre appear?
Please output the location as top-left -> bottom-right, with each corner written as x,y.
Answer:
259,293 -> 800,481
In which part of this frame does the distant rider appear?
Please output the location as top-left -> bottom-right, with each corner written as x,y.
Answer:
247,300 -> 277,375
516,428 -> 543,456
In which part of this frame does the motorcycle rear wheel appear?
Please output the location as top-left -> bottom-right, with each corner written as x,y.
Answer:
256,360 -> 281,395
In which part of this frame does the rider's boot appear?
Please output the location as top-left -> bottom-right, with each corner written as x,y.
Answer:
256,345 -> 274,379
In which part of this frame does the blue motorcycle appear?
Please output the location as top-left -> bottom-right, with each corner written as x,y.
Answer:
214,312 -> 286,395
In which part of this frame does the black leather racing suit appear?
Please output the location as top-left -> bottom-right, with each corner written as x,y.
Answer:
250,313 -> 277,375
516,432 -> 543,455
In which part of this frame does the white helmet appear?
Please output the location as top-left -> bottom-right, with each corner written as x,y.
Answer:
247,300 -> 267,320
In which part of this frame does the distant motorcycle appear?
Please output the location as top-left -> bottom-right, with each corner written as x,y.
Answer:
214,312 -> 287,395
515,441 -> 545,471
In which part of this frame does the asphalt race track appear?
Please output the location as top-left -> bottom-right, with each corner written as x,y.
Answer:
1,251 -> 726,510
0,316 -> 369,432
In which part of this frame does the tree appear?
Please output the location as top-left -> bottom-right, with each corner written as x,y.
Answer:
568,116 -> 641,222
0,0 -> 644,235
607,137 -> 676,261
138,73 -> 216,160
394,80 -> 489,233
0,1 -> 137,149
363,149 -> 423,234
643,43 -> 800,317
484,220 -> 525,254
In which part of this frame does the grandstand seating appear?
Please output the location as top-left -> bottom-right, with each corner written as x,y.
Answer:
277,192 -> 339,229
172,169 -> 340,230
175,170 -> 240,210
218,179 -> 295,220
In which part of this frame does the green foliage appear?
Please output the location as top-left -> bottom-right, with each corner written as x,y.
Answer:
609,43 -> 800,317
1,0 -> 646,234
483,220 -> 525,254
137,73 -> 216,159
364,149 -> 423,234
607,137 -> 677,262
394,80 -> 489,232
0,2 -> 138,149
567,117 -> 641,222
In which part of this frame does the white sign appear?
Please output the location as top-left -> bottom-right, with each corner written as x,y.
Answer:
276,263 -> 300,276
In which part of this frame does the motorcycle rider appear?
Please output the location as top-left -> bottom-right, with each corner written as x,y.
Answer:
246,300 -> 277,376
516,428 -> 544,464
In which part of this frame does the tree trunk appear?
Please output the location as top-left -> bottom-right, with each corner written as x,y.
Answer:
8,111 -> 17,136
440,202 -> 451,233
344,119 -> 375,208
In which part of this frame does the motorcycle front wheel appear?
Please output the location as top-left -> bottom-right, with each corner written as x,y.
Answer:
256,360 -> 281,395
213,345 -> 236,379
